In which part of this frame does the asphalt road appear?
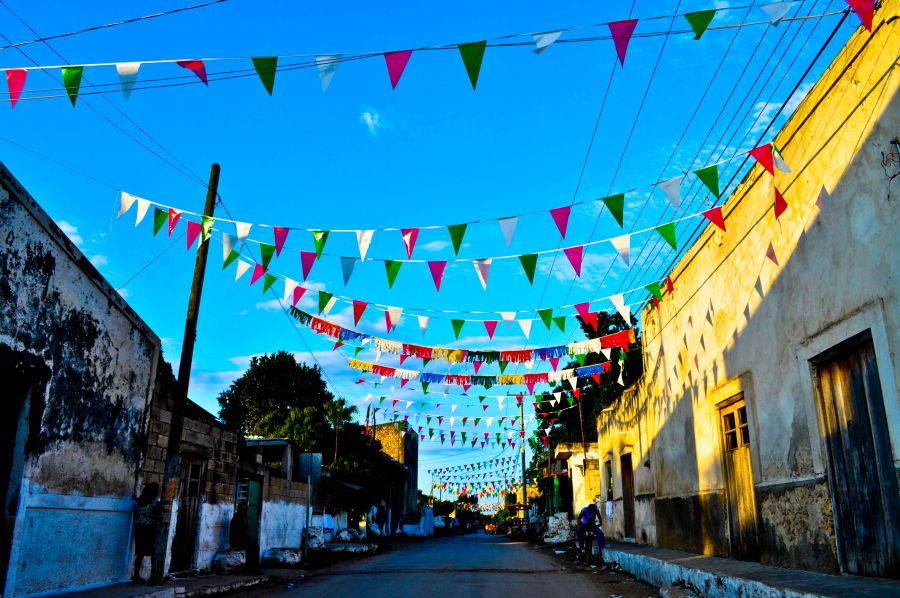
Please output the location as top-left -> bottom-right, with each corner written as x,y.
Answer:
236,532 -> 655,598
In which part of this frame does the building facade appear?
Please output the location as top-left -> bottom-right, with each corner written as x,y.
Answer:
373,423 -> 419,518
597,6 -> 899,577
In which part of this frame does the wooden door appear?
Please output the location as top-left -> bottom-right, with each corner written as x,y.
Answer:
171,457 -> 205,571
720,398 -> 759,560
814,332 -> 900,577
620,453 -> 635,539
236,477 -> 262,542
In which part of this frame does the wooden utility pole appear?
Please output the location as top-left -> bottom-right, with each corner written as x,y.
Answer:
519,399 -> 528,532
150,164 -> 220,584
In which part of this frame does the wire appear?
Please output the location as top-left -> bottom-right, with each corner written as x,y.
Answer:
116,232 -> 185,290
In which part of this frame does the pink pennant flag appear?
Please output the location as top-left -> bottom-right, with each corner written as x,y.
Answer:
608,19 -> 638,66
385,310 -> 394,333
291,287 -> 306,307
186,221 -> 202,249
526,382 -> 535,395
250,263 -> 266,286
167,208 -> 182,236
701,207 -> 727,232
774,187 -> 788,219
473,361 -> 483,374
484,321 -> 498,339
564,246 -> 584,276
300,250 -> 316,280
575,302 -> 590,317
401,228 -> 419,258
353,300 -> 367,325
384,50 -> 413,89
549,206 -> 571,238
273,227 -> 289,256
549,357 -> 560,371
846,0 -> 874,32
766,242 -> 779,266
428,261 -> 447,291
6,69 -> 27,108
748,144 -> 774,175
177,60 -> 208,85
401,378 -> 409,388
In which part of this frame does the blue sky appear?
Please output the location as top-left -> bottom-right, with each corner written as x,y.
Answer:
0,0 -> 858,498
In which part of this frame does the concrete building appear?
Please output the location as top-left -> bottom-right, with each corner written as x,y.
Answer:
0,163 -> 160,596
597,6 -> 899,577
372,423 -> 419,519
556,443 -> 600,517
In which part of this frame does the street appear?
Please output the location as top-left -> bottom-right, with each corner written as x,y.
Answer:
235,533 -> 655,598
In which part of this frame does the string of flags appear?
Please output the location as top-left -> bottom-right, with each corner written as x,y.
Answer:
428,456 -> 517,474
3,4 -> 866,107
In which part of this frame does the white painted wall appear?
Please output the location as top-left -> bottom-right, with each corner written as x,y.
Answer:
259,501 -> 306,554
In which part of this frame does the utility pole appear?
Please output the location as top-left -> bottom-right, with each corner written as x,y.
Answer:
150,164 -> 220,584
519,399 -> 528,532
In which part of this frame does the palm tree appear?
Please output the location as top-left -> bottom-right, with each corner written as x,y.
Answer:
323,398 -> 357,463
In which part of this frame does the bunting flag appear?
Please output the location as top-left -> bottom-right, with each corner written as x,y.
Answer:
250,263 -> 266,286
223,235 -> 240,268
473,258 -> 492,290
252,56 -> 278,95
177,60 -> 208,85
702,206 -> 727,231
645,282 -> 663,301
666,276 -> 675,295
694,164 -> 721,197
263,273 -> 278,293
385,260 -> 402,288
500,311 -> 516,326
118,191 -> 137,218
418,315 -> 430,336
283,278 -> 297,302
401,228 -> 419,258
115,62 -> 140,100
288,281 -> 306,306
761,2 -> 793,26
552,316 -> 566,332
235,260 -> 251,281
260,243 -> 275,269
773,144 -> 791,172
6,69 -> 27,108
428,261 -> 447,291
186,221 -> 202,249
533,30 -> 563,54
135,198 -> 151,227
316,54 -> 340,90
519,254 -> 537,284
384,50 -> 413,89
655,222 -> 677,250
766,241 -> 779,265
388,306 -> 403,330
749,144 -> 775,175
604,194 -> 625,227
300,251 -> 316,280
167,208 -> 182,236
273,227 -> 289,256
235,221 -> 252,241
452,319 -> 465,339
201,216 -> 214,241
610,294 -> 630,324
550,206 -> 571,238
498,216 -> 518,247
341,256 -> 358,285
356,230 -> 374,260
312,230 -> 329,259
538,308 -> 553,330
564,246 -> 584,277
61,66 -> 84,107
318,291 -> 333,314
458,41 -> 487,90
659,176 -> 682,209
774,187 -> 788,218
611,234 -> 630,265
816,185 -> 829,209
608,19 -> 638,66
846,0 -> 874,32
484,321 -> 498,339
519,319 -> 532,339
684,10 -> 716,40
448,224 -> 467,255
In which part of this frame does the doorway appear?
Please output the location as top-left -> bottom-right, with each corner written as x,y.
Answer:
170,456 -> 205,572
235,477 -> 262,542
719,396 -> 759,560
620,453 -> 635,539
813,331 -> 900,577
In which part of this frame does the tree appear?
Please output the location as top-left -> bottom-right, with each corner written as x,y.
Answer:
323,398 -> 357,462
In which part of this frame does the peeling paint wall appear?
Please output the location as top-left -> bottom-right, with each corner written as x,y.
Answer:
0,163 -> 159,595
259,501 -> 307,554
597,5 -> 899,574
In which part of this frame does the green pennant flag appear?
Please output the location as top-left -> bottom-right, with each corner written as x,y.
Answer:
495,433 -> 501,443
499,361 -> 508,374
423,358 -> 431,367
354,347 -> 363,357
262,273 -> 278,293
576,353 -> 586,366
61,66 -> 84,107
448,223 -> 467,255
552,316 -> 566,333
478,396 -> 486,403
223,249 -> 240,269
451,319 -> 465,339
646,282 -> 663,301
440,435 -> 445,445
462,431 -> 467,443
252,56 -> 278,95
655,222 -> 677,250
152,208 -> 167,236
538,308 -> 553,330
259,243 -> 276,270
474,417 -> 481,426
549,380 -> 557,387
429,428 -> 434,439
201,215 -> 215,241
312,230 -> 329,259
519,254 -> 538,284
684,10 -> 716,40
384,260 -> 402,289
603,193 -> 625,227
427,416 -> 432,425
318,291 -> 333,313
422,382 -> 430,394
458,40 -> 487,90
694,164 -> 720,197
566,395 -> 574,406
379,397 -> 386,405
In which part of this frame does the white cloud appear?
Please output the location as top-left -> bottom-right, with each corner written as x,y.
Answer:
537,251 -> 617,289
361,108 -> 385,135
90,254 -> 108,267
117,288 -> 130,299
57,220 -> 83,246
256,298 -> 285,312
421,240 -> 450,252
784,82 -> 813,115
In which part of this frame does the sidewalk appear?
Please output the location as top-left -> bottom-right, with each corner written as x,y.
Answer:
603,541 -> 900,598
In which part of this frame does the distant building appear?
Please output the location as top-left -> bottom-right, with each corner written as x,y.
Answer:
372,423 -> 418,521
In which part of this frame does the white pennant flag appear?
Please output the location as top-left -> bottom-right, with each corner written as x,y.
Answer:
135,198 -> 151,226
497,216 -> 518,247
659,175 -> 682,210
115,62 -> 141,101
283,278 -> 298,303
553,391 -> 562,401
388,306 -> 403,328
610,294 -> 630,325
451,405 -> 458,414
234,260 -> 251,281
235,222 -> 252,242
486,417 -> 495,427
406,401 -> 413,408
356,230 -> 374,261
118,191 -> 137,217
316,54 -> 341,91
601,347 -> 612,360
525,360 -> 534,371
222,232 -> 234,260
450,417 -> 456,426
497,397 -> 505,408
760,2 -> 794,26
473,258 -> 492,290
518,319 -> 532,339
418,315 -> 430,336
532,30 -> 563,54
323,296 -> 338,315
617,368 -> 625,386
375,351 -> 382,363
611,235 -> 631,266
773,144 -> 791,173
500,311 -> 516,326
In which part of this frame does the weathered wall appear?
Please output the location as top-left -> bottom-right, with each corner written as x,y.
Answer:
259,500 -> 307,553
0,163 -> 160,596
598,4 -> 899,574
373,423 -> 419,515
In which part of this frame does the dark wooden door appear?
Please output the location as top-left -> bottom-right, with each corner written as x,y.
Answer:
620,453 -> 635,539
171,457 -> 205,571
721,398 -> 759,560
814,332 -> 900,577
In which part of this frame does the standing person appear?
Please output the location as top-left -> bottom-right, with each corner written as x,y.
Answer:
575,503 -> 605,561
132,482 -> 161,583
229,503 -> 260,572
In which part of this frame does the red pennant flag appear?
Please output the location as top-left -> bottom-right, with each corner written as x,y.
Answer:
608,19 -> 638,66
291,287 -> 306,307
385,310 -> 394,333
167,208 -> 181,236
300,250 -> 316,280
399,354 -> 408,366
250,264 -> 266,286
701,206 -> 727,232
526,382 -> 535,395
766,242 -> 779,265
774,187 -> 788,219
483,405 -> 489,411
484,321 -> 498,339
401,228 -> 419,258
573,388 -> 581,401
6,69 -> 27,108
392,399 -> 399,407
332,341 -> 343,351
176,60 -> 208,85
428,261 -> 447,291
592,373 -> 601,385
748,144 -> 774,175
846,0 -> 874,32
666,276 -> 675,295
273,227 -> 289,256
651,296 -> 660,308
473,361 -> 483,374
463,384 -> 471,392
550,357 -> 560,371
575,302 -> 590,317
533,402 -> 538,409
564,245 -> 584,276
583,312 -> 599,331
401,379 -> 409,388
516,395 -> 523,406
353,300 -> 367,325
384,50 -> 413,89
549,206 -> 571,238
186,220 -> 202,249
